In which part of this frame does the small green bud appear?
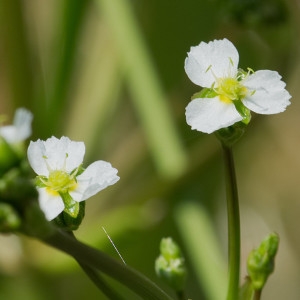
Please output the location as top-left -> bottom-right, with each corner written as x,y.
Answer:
54,201 -> 85,231
247,233 -> 279,290
0,168 -> 38,213
0,203 -> 21,232
0,137 -> 20,176
155,237 -> 187,292
160,237 -> 182,259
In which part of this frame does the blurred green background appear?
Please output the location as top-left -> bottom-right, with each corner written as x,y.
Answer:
0,0 -> 300,299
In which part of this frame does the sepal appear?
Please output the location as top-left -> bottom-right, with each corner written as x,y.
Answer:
215,121 -> 247,147
53,201 -> 85,231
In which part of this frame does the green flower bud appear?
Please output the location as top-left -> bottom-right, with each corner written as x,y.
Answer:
247,233 -> 279,290
0,203 -> 21,232
155,237 -> 187,292
0,137 -> 20,176
160,237 -> 182,259
0,168 -> 38,213
54,201 -> 85,231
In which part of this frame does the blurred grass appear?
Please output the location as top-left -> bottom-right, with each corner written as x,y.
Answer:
0,0 -> 300,299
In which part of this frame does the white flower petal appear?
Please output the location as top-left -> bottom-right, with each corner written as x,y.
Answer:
0,126 -> 17,143
13,108 -> 33,141
43,136 -> 85,172
0,108 -> 33,143
71,161 -> 119,201
185,97 -> 243,134
184,38 -> 239,88
242,70 -> 291,114
27,139 -> 49,175
37,188 -> 64,221
27,136 -> 85,175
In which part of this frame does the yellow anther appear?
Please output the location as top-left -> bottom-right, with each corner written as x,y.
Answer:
215,77 -> 248,103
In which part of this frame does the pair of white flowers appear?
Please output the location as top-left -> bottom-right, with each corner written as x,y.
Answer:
184,38 -> 291,133
2,38 -> 291,221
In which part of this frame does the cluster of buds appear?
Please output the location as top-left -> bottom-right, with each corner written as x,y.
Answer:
155,237 -> 187,293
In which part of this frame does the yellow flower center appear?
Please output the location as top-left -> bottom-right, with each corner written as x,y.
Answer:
215,77 -> 248,103
45,170 -> 77,195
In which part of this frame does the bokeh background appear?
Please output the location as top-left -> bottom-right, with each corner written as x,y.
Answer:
1,0 -> 300,299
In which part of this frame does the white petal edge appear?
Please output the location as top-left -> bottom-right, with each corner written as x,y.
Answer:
27,139 -> 49,175
0,108 -> 33,143
184,38 -> 239,88
242,70 -> 291,114
13,108 -> 33,141
27,136 -> 85,175
37,188 -> 65,221
71,160 -> 120,202
41,136 -> 85,172
185,97 -> 243,134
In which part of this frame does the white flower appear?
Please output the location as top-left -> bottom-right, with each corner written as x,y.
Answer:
27,136 -> 120,221
0,108 -> 33,143
184,38 -> 291,134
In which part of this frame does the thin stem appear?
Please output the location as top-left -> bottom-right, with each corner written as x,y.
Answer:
42,229 -> 173,300
254,290 -> 262,300
76,261 -> 126,300
222,144 -> 241,300
176,291 -> 186,300
68,232 -> 126,300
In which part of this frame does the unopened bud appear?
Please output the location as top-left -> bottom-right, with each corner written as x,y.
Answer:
0,203 -> 21,232
0,137 -> 20,176
155,237 -> 186,292
247,233 -> 279,290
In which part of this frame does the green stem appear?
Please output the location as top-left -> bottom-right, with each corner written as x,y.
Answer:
176,291 -> 185,300
68,232 -> 126,300
42,229 -> 173,300
253,290 -> 262,300
76,260 -> 126,300
222,144 -> 241,300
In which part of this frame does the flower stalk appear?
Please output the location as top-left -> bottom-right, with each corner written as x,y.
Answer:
222,143 -> 240,300
41,228 -> 173,300
68,231 -> 127,300
254,290 -> 262,300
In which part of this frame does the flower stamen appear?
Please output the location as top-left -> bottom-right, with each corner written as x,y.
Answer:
215,77 -> 248,103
